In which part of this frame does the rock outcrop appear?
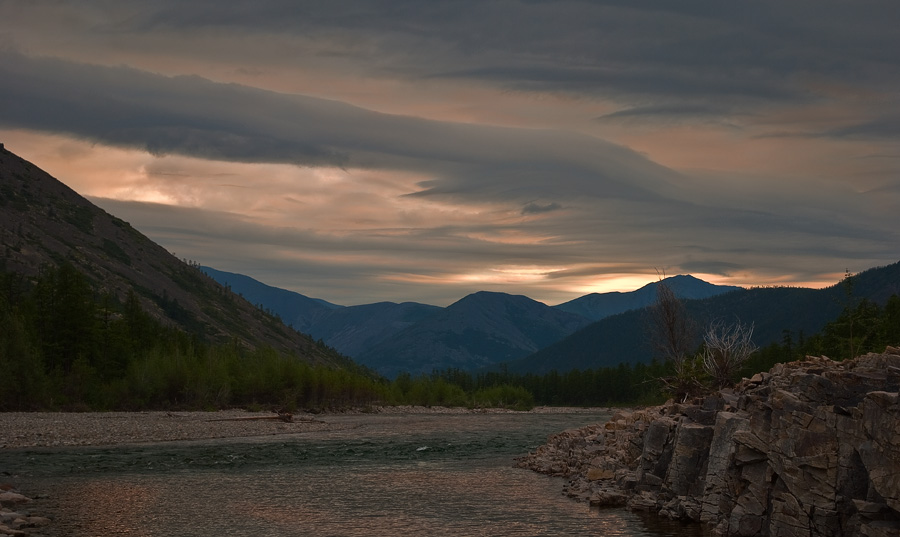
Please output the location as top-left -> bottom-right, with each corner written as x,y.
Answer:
517,348 -> 900,536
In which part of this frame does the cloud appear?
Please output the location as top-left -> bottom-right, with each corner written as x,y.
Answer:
822,116 -> 900,140
677,261 -> 745,277
1,2 -> 899,305
596,104 -> 741,125
7,2 -> 900,118
158,1 -> 896,125
521,202 -> 563,215
0,50 -> 689,208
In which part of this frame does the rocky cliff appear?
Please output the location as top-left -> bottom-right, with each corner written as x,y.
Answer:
517,349 -> 900,536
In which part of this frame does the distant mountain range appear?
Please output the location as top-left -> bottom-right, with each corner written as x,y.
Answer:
204,262 -> 900,377
7,144 -> 897,381
201,267 -> 744,376
555,275 -> 742,320
510,262 -> 900,374
349,291 -> 591,378
0,145 -> 349,368
199,266 -> 342,333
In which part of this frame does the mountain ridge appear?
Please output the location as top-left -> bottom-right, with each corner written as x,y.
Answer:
0,145 -> 347,367
200,266 -> 341,333
354,291 -> 592,377
554,274 -> 742,321
508,261 -> 900,374
201,267 -> 744,377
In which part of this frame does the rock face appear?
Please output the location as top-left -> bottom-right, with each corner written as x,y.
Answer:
516,349 -> 900,536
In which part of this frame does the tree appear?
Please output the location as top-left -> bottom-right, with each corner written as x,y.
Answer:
882,295 -> 900,346
648,280 -> 702,400
33,262 -> 96,373
701,319 -> 758,389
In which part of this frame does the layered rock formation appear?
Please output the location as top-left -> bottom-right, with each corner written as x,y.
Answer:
517,349 -> 900,536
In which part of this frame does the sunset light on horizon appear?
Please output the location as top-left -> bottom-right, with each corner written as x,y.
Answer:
1,1 -> 897,306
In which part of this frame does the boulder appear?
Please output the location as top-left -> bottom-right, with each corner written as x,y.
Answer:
0,493 -> 29,508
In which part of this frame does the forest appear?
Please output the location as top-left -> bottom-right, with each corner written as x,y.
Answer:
1,264 -> 898,412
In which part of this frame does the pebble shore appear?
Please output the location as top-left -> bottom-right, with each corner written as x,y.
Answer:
0,409 -> 340,450
1,486 -> 50,537
0,405 -> 604,450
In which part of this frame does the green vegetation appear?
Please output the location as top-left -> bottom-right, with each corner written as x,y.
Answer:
644,272 -> 900,400
745,294 -> 900,374
0,264 -> 535,411
430,363 -> 669,408
1,265 -> 897,412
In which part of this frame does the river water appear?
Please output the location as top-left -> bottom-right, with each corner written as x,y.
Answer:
5,411 -> 701,536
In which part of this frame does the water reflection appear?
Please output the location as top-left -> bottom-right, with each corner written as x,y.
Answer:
15,412 -> 703,536
58,480 -> 156,536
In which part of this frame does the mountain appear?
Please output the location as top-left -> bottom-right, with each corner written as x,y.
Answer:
0,144 -> 348,367
553,274 -> 741,321
199,267 -> 442,359
196,273 -> 593,377
355,291 -> 592,377
200,266 -> 342,332
305,301 -> 443,358
198,268 -> 743,378
509,261 -> 900,374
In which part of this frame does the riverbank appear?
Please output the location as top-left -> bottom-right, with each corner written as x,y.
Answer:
1,486 -> 50,537
0,405 -> 610,450
517,350 -> 900,536
1,407 -> 617,537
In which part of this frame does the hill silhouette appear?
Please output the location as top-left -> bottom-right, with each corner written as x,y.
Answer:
509,262 -> 900,374
201,268 -> 739,377
555,274 -> 741,320
0,144 -> 348,367
354,291 -> 591,377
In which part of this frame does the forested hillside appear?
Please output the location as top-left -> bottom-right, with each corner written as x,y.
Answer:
0,146 -> 374,410
354,291 -> 591,377
0,146 -> 338,360
511,262 -> 900,374
0,264 -> 379,410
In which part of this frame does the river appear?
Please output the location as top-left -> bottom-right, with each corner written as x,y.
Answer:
4,411 -> 702,536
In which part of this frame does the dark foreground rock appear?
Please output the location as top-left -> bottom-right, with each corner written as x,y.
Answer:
516,348 -> 900,536
0,486 -> 50,537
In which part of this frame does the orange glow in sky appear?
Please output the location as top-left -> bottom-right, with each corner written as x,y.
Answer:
1,2 -> 897,305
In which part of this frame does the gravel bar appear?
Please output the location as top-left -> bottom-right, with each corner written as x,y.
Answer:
0,410 -> 336,449
0,406 -> 612,449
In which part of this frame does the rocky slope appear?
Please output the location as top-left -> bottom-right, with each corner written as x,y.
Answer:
517,349 -> 900,536
0,145 -> 349,366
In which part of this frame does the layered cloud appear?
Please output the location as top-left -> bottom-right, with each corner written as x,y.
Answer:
0,1 -> 898,304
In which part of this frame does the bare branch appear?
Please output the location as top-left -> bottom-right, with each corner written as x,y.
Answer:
647,280 -> 702,400
649,282 -> 696,365
701,319 -> 758,389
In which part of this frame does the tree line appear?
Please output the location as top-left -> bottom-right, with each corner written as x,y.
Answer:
0,264 -> 535,411
646,273 -> 900,401
1,265 -> 897,411
745,293 -> 900,375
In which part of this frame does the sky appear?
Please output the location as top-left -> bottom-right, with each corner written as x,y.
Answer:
1,1 -> 898,306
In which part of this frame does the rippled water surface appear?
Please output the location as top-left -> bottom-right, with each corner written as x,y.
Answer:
6,412 -> 702,536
